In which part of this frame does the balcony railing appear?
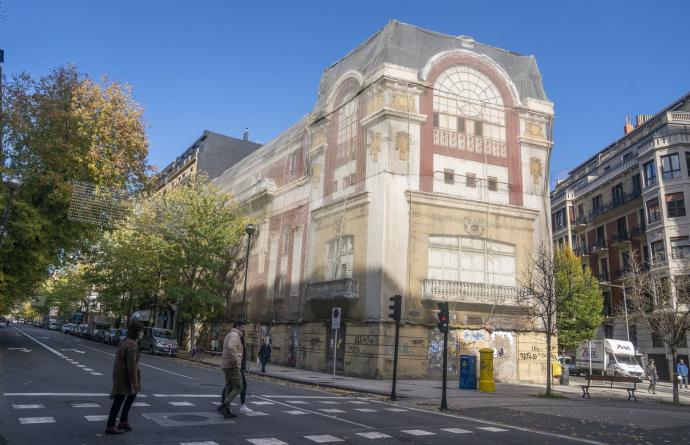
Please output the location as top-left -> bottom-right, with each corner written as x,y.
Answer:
598,272 -> 610,282
631,225 -> 646,239
591,241 -> 609,254
422,279 -> 523,306
611,232 -> 631,246
588,191 -> 643,221
574,246 -> 589,257
306,278 -> 359,301
572,216 -> 588,227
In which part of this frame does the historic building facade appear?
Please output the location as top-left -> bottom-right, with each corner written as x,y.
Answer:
216,21 -> 554,382
551,92 -> 690,381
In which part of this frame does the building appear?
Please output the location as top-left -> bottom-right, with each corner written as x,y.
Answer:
215,20 -> 554,382
551,92 -> 690,381
155,129 -> 262,194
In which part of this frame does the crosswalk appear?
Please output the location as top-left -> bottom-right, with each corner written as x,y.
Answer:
7,394 -> 510,443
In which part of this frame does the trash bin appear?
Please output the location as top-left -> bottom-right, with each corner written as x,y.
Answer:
560,364 -> 570,385
459,355 -> 477,390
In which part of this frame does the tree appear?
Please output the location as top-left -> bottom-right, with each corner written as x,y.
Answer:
41,265 -> 92,321
554,247 -> 603,354
0,65 -> 150,310
623,253 -> 690,405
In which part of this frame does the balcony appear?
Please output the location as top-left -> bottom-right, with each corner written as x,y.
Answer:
572,217 -> 588,228
306,278 -> 359,301
422,279 -> 523,306
598,272 -> 610,283
590,241 -> 609,254
588,191 -> 643,221
574,247 -> 590,258
611,232 -> 631,247
631,225 -> 646,239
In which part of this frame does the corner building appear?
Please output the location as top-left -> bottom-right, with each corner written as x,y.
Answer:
551,93 -> 690,381
216,21 -> 554,382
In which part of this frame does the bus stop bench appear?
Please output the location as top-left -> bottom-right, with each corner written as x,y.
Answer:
581,375 -> 638,401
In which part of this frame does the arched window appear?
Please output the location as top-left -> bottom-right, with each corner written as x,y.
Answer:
336,97 -> 358,164
432,66 -> 506,158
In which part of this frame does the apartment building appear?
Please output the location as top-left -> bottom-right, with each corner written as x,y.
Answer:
551,92 -> 690,380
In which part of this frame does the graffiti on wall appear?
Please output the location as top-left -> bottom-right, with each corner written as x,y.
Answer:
428,329 -> 459,375
287,325 -> 299,367
491,331 -> 516,382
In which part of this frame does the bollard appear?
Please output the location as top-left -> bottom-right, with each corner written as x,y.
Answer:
478,348 -> 495,392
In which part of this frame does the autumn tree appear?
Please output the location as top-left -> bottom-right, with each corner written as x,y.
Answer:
0,65 -> 150,310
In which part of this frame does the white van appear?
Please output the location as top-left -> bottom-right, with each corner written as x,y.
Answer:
576,339 -> 645,380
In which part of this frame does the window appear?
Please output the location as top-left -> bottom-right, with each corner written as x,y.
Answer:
282,225 -> 291,255
487,176 -> 498,191
603,292 -> 612,317
644,160 -> 657,187
671,237 -> 690,259
427,236 -> 516,286
616,217 -> 627,237
466,173 -> 476,188
652,330 -> 664,348
288,151 -> 299,174
444,169 -> 455,185
326,235 -> 354,280
592,195 -> 603,214
629,325 -> 638,347
666,192 -> 686,218
604,324 -> 614,339
632,174 -> 642,196
621,250 -> 631,273
596,226 -> 606,247
651,240 -> 666,264
336,96 -> 358,163
647,198 -> 661,223
686,152 -> 690,175
599,257 -> 609,281
661,153 -> 681,180
612,183 -> 624,206
578,204 -> 585,220
432,65 -> 506,157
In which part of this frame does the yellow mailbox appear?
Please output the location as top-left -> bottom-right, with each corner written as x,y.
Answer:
478,348 -> 495,393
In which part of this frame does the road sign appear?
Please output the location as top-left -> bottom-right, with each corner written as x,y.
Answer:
331,307 -> 341,330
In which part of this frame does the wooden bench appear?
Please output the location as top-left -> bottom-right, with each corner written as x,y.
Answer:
581,374 -> 638,401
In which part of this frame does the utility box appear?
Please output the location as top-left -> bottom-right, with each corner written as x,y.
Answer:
459,355 -> 477,390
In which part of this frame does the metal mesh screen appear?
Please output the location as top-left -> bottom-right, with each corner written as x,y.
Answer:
67,180 -> 131,228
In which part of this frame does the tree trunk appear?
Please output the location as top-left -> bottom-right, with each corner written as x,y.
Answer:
672,345 -> 679,405
546,317 -> 552,395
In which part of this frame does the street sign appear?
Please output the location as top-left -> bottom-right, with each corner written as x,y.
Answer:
331,307 -> 341,330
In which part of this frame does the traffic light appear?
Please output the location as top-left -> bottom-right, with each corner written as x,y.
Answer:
388,295 -> 402,322
437,302 -> 449,333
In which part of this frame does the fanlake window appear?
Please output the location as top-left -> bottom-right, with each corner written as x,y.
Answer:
427,236 -> 516,286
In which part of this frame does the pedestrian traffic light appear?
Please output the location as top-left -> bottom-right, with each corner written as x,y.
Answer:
388,295 -> 402,322
437,302 -> 449,333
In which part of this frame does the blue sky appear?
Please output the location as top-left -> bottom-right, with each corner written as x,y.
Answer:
1,0 -> 688,184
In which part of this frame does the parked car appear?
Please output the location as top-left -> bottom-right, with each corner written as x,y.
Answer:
48,322 -> 60,331
559,356 -> 579,376
93,328 -> 107,343
61,323 -> 75,334
17,318 -> 25,325
108,328 -> 127,346
138,327 -> 178,357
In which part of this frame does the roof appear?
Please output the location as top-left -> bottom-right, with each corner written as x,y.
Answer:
312,20 -> 548,118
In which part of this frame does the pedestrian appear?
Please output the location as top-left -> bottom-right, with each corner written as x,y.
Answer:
647,358 -> 659,394
259,338 -> 272,373
218,320 -> 245,419
677,359 -> 689,389
105,320 -> 143,434
238,333 -> 253,414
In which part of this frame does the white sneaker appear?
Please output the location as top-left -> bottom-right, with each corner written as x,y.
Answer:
239,404 -> 253,414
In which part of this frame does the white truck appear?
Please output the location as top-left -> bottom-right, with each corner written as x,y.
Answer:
576,339 -> 645,380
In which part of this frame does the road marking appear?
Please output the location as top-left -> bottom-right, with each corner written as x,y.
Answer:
91,372 -> 103,376
356,432 -> 391,439
78,344 -> 195,380
85,415 -> 109,421
442,428 -> 472,434
318,400 -> 339,404
367,399 -> 606,445
384,408 -> 407,412
169,401 -> 195,406
59,348 -> 85,353
8,347 -> 32,352
180,442 -> 220,445
71,403 -> 100,408
304,435 -> 344,443
246,439 -> 287,445
14,330 -> 64,357
319,409 -> 345,413
284,410 -> 309,415
76,364 -> 86,368
154,394 -> 217,398
477,427 -> 508,432
250,401 -> 274,405
83,368 -> 94,371
19,417 -> 55,424
354,408 -> 377,412
244,411 -> 269,416
402,430 -> 435,436
255,395 -> 373,429
12,404 -> 44,409
4,393 -> 110,397
132,402 -> 150,407
347,400 -> 369,404
261,395 -> 344,399
285,400 -> 307,404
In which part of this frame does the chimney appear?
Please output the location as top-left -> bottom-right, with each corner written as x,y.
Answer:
624,116 -> 634,135
243,127 -> 249,141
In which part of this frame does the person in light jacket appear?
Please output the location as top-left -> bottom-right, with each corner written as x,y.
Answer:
677,359 -> 689,389
218,320 -> 244,418
647,358 -> 659,394
105,320 -> 143,434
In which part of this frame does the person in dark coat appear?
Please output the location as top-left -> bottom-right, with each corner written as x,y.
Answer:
105,320 -> 143,434
258,338 -> 271,373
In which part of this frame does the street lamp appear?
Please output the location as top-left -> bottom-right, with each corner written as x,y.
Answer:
600,280 -> 630,342
0,179 -> 20,245
240,223 -> 256,320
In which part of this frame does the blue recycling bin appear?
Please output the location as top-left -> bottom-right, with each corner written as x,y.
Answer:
459,355 -> 477,390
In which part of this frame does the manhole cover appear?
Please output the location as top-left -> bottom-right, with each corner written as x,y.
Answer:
168,414 -> 208,422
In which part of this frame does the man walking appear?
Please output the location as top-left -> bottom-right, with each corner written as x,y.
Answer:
219,320 -> 244,419
259,338 -> 272,373
677,359 -> 689,389
238,333 -> 253,414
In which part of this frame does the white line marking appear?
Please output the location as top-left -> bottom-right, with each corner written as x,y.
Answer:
254,395 -> 373,429
14,330 -> 65,358
91,372 -> 103,376
356,432 -> 391,439
4,393 -> 110,397
169,401 -> 194,406
304,435 -> 344,443
384,408 -> 407,412
318,400 -> 339,404
76,365 -> 86,368
261,395 -> 344,399
154,394 -> 216,398
72,403 -> 100,408
132,402 -> 150,407
402,430 -> 435,436
283,410 -> 308,415
85,415 -> 109,421
180,442 -> 220,445
83,368 -> 94,371
354,408 -> 377,413
250,401 -> 274,405
347,400 -> 369,404
246,439 -> 287,445
19,417 -> 55,424
319,409 -> 345,413
285,400 -> 308,404
244,411 -> 269,416
477,426 -> 508,432
78,343 -> 195,380
442,428 -> 472,434
12,404 -> 44,409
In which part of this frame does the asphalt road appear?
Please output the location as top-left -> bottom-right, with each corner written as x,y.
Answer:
0,325 -> 595,445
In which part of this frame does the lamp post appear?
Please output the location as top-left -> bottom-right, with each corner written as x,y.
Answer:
0,179 -> 20,245
600,280 -> 630,342
240,223 -> 256,321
